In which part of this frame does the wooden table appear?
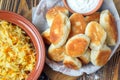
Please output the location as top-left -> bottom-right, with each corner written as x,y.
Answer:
0,0 -> 120,80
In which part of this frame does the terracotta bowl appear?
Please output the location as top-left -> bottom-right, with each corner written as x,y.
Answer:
63,0 -> 103,15
0,10 -> 45,80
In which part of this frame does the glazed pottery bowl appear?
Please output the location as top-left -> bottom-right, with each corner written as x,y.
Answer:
0,10 -> 45,80
63,0 -> 103,15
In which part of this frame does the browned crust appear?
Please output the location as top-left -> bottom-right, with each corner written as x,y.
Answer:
48,46 -> 65,62
85,12 -> 100,23
105,11 -> 118,44
69,13 -> 87,37
86,22 -> 105,45
64,61 -> 78,70
79,56 -> 89,64
42,30 -> 51,45
66,38 -> 88,57
63,60 -> 80,70
50,13 -> 64,44
46,6 -> 68,19
96,49 -> 111,66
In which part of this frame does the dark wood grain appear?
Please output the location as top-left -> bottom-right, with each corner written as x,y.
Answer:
0,0 -> 119,80
0,0 -> 39,21
114,0 -> 120,15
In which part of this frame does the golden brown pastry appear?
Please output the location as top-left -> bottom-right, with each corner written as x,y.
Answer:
69,13 -> 87,37
48,44 -> 65,62
85,21 -> 107,50
41,28 -> 51,45
85,12 -> 100,23
90,45 -> 111,66
78,49 -> 91,64
50,12 -> 71,48
65,34 -> 90,57
63,55 -> 82,70
100,10 -> 118,46
46,6 -> 69,27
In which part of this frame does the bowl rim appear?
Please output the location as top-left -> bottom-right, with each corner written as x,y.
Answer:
63,0 -> 103,15
0,10 -> 45,80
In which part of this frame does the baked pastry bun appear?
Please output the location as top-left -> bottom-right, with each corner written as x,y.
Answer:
69,13 -> 87,37
46,6 -> 69,27
85,21 -> 107,50
90,45 -> 111,66
48,44 -> 65,62
65,34 -> 90,57
41,28 -> 51,45
100,10 -> 118,46
50,12 -> 71,48
78,49 -> 91,64
63,55 -> 82,70
85,12 -> 100,23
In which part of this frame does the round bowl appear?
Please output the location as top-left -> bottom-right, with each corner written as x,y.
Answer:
63,0 -> 103,15
0,10 -> 45,80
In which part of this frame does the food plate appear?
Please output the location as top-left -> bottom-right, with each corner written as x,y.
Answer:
32,0 -> 120,76
0,10 -> 45,80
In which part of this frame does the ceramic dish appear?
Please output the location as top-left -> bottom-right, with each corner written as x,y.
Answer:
0,10 -> 45,80
63,0 -> 103,15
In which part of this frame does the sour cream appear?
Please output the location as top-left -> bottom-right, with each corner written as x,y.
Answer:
66,0 -> 100,14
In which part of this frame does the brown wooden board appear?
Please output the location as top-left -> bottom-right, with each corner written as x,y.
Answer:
0,0 -> 119,80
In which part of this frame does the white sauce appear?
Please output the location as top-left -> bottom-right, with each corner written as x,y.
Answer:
66,0 -> 100,13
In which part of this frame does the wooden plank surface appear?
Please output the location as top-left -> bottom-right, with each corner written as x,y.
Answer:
0,0 -> 119,80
